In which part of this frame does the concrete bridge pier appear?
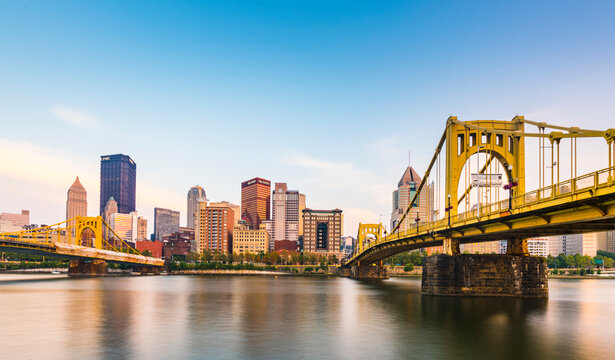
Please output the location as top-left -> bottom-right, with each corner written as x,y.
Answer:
68,259 -> 108,276
348,261 -> 389,279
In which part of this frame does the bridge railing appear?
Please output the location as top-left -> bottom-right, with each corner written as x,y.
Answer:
352,166 -> 615,260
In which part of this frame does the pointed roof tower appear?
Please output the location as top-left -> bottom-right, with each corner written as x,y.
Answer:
69,176 -> 86,192
398,166 -> 422,187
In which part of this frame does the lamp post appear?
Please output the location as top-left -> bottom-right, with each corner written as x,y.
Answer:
415,211 -> 420,234
503,164 -> 518,211
445,194 -> 453,227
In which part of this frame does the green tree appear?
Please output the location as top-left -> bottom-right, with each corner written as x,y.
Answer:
141,250 -> 152,257
404,264 -> 414,272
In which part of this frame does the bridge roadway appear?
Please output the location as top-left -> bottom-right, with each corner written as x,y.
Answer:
348,166 -> 615,266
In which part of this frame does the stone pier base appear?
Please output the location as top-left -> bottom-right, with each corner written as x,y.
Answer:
421,254 -> 548,298
134,265 -> 162,275
68,259 -> 108,276
348,264 -> 389,279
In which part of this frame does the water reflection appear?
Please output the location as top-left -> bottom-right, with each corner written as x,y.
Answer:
0,276 -> 614,359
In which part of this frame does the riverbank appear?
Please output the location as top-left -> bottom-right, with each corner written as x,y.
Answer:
549,274 -> 615,279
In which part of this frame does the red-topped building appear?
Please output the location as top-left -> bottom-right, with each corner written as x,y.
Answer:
241,177 -> 271,230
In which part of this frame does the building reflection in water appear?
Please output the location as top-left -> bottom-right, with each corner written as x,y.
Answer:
2,276 -> 615,360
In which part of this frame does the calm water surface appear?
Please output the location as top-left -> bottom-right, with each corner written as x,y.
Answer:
0,275 -> 614,360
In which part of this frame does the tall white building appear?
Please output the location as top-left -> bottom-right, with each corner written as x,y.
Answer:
272,183 -> 303,251
187,185 -> 207,229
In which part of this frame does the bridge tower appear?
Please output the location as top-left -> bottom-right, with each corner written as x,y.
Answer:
443,116 -> 528,255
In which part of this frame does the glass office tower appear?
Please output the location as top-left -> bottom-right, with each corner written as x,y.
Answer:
99,154 -> 136,215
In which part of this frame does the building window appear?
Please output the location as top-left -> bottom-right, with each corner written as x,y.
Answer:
317,222 -> 328,249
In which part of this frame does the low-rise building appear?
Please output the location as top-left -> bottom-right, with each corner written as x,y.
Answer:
135,240 -> 163,258
232,223 -> 270,255
163,228 -> 195,259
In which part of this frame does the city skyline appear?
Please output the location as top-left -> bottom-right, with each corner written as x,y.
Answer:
1,1 -> 614,236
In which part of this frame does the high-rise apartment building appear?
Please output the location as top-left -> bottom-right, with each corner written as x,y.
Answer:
241,177 -> 271,230
232,223 -> 270,255
302,209 -> 343,259
66,177 -> 87,228
212,201 -> 241,225
100,154 -> 136,215
154,207 -> 180,241
272,183 -> 301,251
195,202 -> 234,253
0,210 -> 30,228
187,185 -> 207,229
391,166 -> 433,232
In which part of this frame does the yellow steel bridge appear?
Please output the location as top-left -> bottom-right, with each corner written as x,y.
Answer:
348,116 -> 615,267
0,216 -> 164,267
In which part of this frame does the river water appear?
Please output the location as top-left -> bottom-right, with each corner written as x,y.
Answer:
0,275 -> 613,360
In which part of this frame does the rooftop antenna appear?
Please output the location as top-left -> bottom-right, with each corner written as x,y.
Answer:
408,149 -> 411,168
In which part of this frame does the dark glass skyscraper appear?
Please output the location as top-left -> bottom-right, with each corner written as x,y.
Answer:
100,154 -> 136,215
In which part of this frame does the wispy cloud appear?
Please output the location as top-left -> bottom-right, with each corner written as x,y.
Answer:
280,152 -> 391,233
51,105 -> 99,129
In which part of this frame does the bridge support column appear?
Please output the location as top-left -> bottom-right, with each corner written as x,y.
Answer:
421,254 -> 548,298
442,238 -> 460,255
68,259 -> 108,276
506,238 -> 529,255
348,261 -> 389,279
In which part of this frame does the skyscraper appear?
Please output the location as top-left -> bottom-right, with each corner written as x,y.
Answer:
272,183 -> 301,251
66,176 -> 87,224
187,185 -> 207,229
241,177 -> 271,230
391,166 -> 433,232
100,154 -> 136,215
154,207 -> 180,241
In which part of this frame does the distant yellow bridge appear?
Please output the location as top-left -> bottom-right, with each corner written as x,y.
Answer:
0,216 -> 164,271
348,116 -> 615,268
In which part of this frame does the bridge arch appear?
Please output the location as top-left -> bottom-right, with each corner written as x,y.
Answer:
75,216 -> 103,249
445,116 -> 526,216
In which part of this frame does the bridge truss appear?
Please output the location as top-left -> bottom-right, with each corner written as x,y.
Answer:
349,116 -> 615,266
0,216 -> 163,267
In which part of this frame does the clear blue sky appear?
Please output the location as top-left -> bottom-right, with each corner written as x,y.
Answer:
1,1 -> 614,234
